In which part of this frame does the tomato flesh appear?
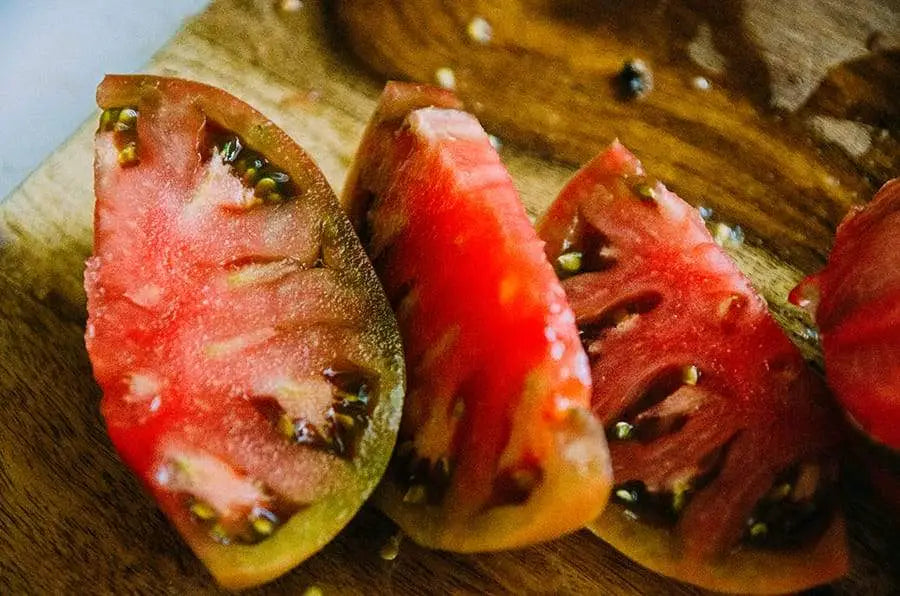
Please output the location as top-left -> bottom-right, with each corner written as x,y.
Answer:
85,76 -> 403,588
537,142 -> 847,593
791,178 -> 900,449
342,82 -> 612,551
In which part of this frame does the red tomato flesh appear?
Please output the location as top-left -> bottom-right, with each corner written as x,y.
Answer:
537,142 -> 847,593
342,82 -> 612,551
791,178 -> 900,449
85,76 -> 403,588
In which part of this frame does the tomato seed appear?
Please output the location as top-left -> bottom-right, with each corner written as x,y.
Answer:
681,365 -> 700,385
251,517 -> 275,536
117,108 -> 138,127
220,137 -> 242,163
99,108 -> 119,131
100,106 -> 140,164
451,398 -> 465,419
712,222 -> 745,248
117,143 -> 139,167
615,488 -> 637,503
612,421 -> 634,440
403,484 -> 427,504
209,523 -> 231,544
672,490 -> 689,513
616,59 -> 653,100
631,180 -> 657,202
556,251 -> 583,275
768,482 -> 792,501
379,532 -> 403,561
189,500 -> 217,521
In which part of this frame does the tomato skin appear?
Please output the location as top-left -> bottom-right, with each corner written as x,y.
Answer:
791,178 -> 900,450
866,460 -> 900,513
342,82 -> 612,551
846,426 -> 900,516
538,141 -> 847,593
86,76 -> 404,588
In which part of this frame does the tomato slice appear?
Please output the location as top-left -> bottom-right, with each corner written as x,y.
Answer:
790,178 -> 900,449
537,142 -> 847,593
341,82 -> 612,551
85,75 -> 404,588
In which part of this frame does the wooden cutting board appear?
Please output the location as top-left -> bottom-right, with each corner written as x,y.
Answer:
1,1 -> 898,593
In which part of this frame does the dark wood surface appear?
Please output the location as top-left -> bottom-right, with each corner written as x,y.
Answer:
334,0 -> 900,273
1,0 -> 898,593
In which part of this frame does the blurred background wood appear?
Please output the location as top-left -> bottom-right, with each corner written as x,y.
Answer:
334,0 -> 899,272
1,0 -> 898,593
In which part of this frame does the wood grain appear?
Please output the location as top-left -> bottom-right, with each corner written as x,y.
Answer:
1,0 -> 898,593
333,0 -> 899,272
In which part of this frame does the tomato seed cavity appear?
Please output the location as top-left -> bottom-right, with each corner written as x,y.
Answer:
489,461 -> 544,507
628,177 -> 658,203
99,106 -> 140,167
205,122 -> 301,206
616,59 -> 653,100
392,441 -> 454,506
579,292 -> 663,352
556,219 -> 617,279
743,462 -> 835,549
611,440 -> 732,527
188,494 -> 296,546
255,367 -> 377,459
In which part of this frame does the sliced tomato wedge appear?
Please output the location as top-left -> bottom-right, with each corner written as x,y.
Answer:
341,82 -> 612,551
537,142 -> 847,593
85,75 -> 404,588
790,178 -> 900,449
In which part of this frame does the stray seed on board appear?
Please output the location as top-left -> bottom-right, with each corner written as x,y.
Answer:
713,222 -> 731,245
616,59 -> 653,100
467,16 -> 493,44
280,0 -> 303,12
435,67 -> 456,90
712,222 -> 744,248
379,532 -> 403,561
691,76 -> 711,91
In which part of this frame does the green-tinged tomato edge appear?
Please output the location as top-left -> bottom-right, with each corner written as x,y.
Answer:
95,74 -> 405,589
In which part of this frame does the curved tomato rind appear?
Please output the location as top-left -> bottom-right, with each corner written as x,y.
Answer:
538,141 -> 847,593
593,506 -> 846,594
791,178 -> 900,450
87,75 -> 404,588
343,82 -> 612,551
342,81 -> 462,230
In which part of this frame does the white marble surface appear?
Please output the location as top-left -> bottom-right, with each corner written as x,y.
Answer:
0,0 -> 209,199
